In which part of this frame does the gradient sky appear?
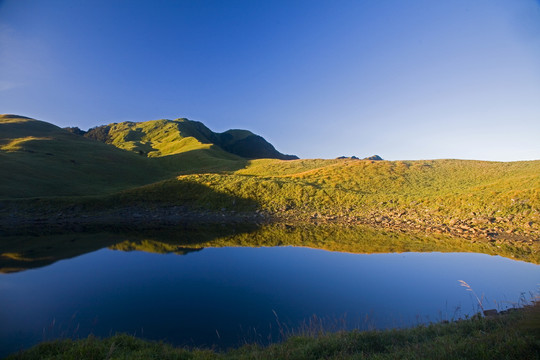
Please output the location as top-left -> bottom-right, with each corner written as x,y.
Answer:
1,0 -> 539,161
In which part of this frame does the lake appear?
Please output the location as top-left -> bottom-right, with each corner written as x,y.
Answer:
1,225 -> 539,357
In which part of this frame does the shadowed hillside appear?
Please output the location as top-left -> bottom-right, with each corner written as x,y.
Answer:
0,115 -> 170,197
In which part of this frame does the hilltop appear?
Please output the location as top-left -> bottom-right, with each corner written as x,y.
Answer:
80,118 -> 298,160
1,114 -> 539,244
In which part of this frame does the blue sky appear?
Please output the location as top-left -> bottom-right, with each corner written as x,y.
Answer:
1,0 -> 539,161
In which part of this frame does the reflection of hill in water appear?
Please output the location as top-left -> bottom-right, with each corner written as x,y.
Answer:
110,241 -> 203,256
2,224 -> 538,273
0,224 -> 255,273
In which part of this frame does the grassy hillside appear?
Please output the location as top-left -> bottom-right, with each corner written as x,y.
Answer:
0,115 -> 171,198
104,158 -> 539,237
233,158 -> 540,220
85,119 -> 223,156
84,118 -> 298,160
2,115 -> 538,240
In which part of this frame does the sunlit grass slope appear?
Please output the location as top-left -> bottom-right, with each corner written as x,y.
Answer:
85,118 -> 297,161
235,158 -> 540,218
86,119 -> 224,156
115,157 -> 539,233
0,115 -> 171,198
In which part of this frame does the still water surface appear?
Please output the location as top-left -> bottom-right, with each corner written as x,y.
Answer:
1,242 -> 539,356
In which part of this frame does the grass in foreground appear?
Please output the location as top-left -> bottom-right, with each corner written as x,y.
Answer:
6,304 -> 539,360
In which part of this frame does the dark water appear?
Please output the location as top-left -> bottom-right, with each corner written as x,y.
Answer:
1,239 -> 539,356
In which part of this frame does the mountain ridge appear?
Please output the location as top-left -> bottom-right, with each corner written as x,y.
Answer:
82,118 -> 299,160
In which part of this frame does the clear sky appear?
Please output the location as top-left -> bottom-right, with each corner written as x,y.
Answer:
1,0 -> 539,161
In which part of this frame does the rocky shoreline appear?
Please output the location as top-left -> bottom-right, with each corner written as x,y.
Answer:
1,205 -> 538,247
0,206 -> 269,235
291,211 -> 539,246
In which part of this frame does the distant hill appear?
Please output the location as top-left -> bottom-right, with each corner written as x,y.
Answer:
84,118 -> 298,160
337,155 -> 383,160
364,155 -> 383,161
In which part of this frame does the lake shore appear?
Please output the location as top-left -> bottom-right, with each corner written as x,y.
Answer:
5,302 -> 539,360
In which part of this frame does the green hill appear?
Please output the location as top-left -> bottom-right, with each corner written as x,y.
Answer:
0,115 -> 170,198
84,118 -> 298,160
0,115 -> 297,198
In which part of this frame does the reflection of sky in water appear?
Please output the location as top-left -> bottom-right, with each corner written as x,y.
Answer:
1,247 -> 539,356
